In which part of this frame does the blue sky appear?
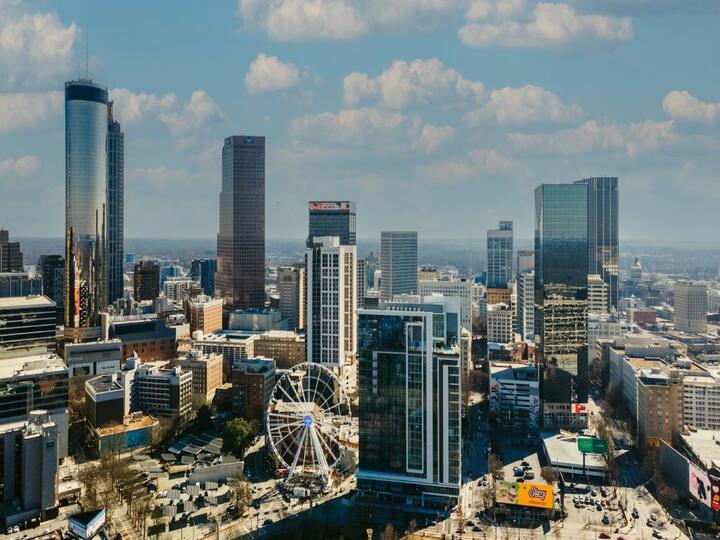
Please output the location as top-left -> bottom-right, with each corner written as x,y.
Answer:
1,0 -> 719,243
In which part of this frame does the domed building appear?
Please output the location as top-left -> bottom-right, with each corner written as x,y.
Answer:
630,257 -> 642,282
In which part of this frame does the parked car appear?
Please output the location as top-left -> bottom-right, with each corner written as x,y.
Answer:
602,514 -> 610,524
599,533 -> 610,539
652,530 -> 663,539
632,509 -> 639,519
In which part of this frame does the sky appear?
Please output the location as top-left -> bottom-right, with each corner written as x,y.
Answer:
1,0 -> 719,243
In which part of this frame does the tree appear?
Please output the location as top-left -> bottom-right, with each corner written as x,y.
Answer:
229,472 -> 251,515
78,463 -> 102,509
541,466 -> 559,484
195,404 -> 213,432
223,417 -> 258,458
488,453 -> 503,479
381,523 -> 397,540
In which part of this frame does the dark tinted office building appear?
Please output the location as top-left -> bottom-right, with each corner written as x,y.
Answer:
534,183 -> 588,429
216,136 -> 265,310
107,102 -> 125,305
191,258 -> 217,297
0,273 -> 42,298
307,201 -> 356,247
0,229 -> 23,272
0,296 -> 57,359
575,177 -> 619,311
39,255 -> 65,323
133,261 -> 160,301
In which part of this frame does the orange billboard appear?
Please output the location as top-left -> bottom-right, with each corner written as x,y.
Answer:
495,480 -> 554,510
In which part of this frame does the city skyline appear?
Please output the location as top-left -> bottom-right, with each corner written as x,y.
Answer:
1,1 -> 719,243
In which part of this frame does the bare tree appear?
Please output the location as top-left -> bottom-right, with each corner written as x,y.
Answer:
229,471 -> 251,515
541,466 -> 559,484
488,453 -> 503,479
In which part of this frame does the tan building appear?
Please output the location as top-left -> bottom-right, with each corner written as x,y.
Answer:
175,350 -> 223,404
252,330 -> 306,369
487,286 -> 512,306
189,295 -> 223,334
588,274 -> 609,314
636,368 -> 683,447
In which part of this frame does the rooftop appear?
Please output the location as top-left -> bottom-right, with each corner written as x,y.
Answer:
96,414 -> 158,436
542,432 -> 626,470
0,353 -> 67,380
0,295 -> 55,309
680,429 -> 720,470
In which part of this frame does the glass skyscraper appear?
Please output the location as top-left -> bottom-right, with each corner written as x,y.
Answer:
380,231 -> 418,301
307,201 -> 356,247
357,301 -> 461,509
575,177 -> 619,311
107,103 -> 125,305
191,258 -> 217,297
486,220 -> 513,288
64,80 -> 109,336
216,136 -> 266,310
534,183 -> 589,429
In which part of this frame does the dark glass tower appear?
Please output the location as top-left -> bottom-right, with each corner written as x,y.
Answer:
216,136 -> 266,310
534,183 -> 588,429
107,102 -> 125,304
191,258 -> 217,297
486,220 -> 513,288
64,80 -> 109,337
575,177 -> 619,311
39,254 -> 65,323
307,201 -> 356,247
0,230 -> 23,272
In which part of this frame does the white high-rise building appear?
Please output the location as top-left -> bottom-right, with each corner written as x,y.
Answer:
683,373 -> 720,430
277,266 -> 304,330
674,281 -> 707,334
305,236 -> 357,367
516,271 -> 535,341
488,303 -> 513,344
419,278 -> 472,330
588,274 -> 609,314
380,231 -> 418,301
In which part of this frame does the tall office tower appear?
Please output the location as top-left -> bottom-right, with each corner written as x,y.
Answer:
535,183 -> 589,429
0,230 -> 23,272
674,280 -> 708,334
575,177 -> 619,311
587,274 -> 609,313
39,255 -> 65,323
65,80 -> 109,339
159,265 -> 182,286
0,273 -> 42,298
277,266 -> 304,330
356,258 -> 366,309
107,103 -> 124,305
190,258 -> 217,297
517,250 -> 534,274
380,231 -> 418,301
364,252 -> 379,289
516,271 -> 535,341
133,261 -> 160,301
305,237 -> 356,366
487,221 -> 513,288
216,136 -> 266,310
357,301 -> 462,509
307,201 -> 356,247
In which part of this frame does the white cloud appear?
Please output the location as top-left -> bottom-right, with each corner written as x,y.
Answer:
290,107 -> 449,153
0,154 -> 39,175
0,2 -> 77,87
465,84 -> 582,125
159,90 -> 224,135
418,147 -> 515,184
245,53 -> 300,94
237,0 -> 465,41
126,166 -> 197,189
663,90 -> 720,124
415,124 -> 456,152
343,58 -> 484,109
459,1 -> 632,50
109,88 -> 176,125
508,119 -> 675,157
0,91 -> 62,133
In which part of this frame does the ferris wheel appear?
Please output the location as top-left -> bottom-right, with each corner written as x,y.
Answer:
266,363 -> 352,486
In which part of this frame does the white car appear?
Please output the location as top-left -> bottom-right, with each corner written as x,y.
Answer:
650,513 -> 658,522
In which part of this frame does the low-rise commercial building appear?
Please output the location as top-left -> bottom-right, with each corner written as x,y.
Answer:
188,295 -> 223,335
228,308 -> 288,332
0,296 -> 56,359
231,357 -> 276,425
252,331 -> 305,370
64,339 -> 122,377
489,361 -> 540,430
175,349 -> 223,404
108,316 -> 178,361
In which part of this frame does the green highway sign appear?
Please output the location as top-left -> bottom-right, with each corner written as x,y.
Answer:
578,437 -> 608,454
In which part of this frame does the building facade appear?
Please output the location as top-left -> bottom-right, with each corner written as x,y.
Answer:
674,281 -> 708,334
516,271 -> 535,341
277,266 -> 304,330
216,135 -> 266,310
357,305 -> 462,509
189,295 -> 223,335
535,182 -> 589,429
305,237 -> 356,367
487,303 -> 513,344
0,296 -> 56,359
487,221 -> 513,289
231,357 -> 276,425
133,261 -> 160,301
190,258 -> 217,297
0,273 -> 42,298
39,255 -> 65,323
64,80 -> 110,339
418,279 -> 473,331
307,201 -> 356,247
64,340 -> 122,377
380,231 -> 418,301
176,350 -> 223,404
0,230 -> 23,272
107,103 -> 124,305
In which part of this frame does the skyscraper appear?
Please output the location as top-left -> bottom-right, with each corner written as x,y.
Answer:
277,266 -> 304,330
216,136 -> 266,310
107,103 -> 124,305
305,237 -> 356,366
39,255 -> 65,323
487,221 -> 513,289
190,258 -> 217,297
133,261 -> 160,301
535,183 -> 588,429
357,300 -> 462,509
674,281 -> 708,334
65,80 -> 109,338
380,231 -> 418,301
0,230 -> 23,272
307,201 -> 356,247
575,177 -> 619,311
